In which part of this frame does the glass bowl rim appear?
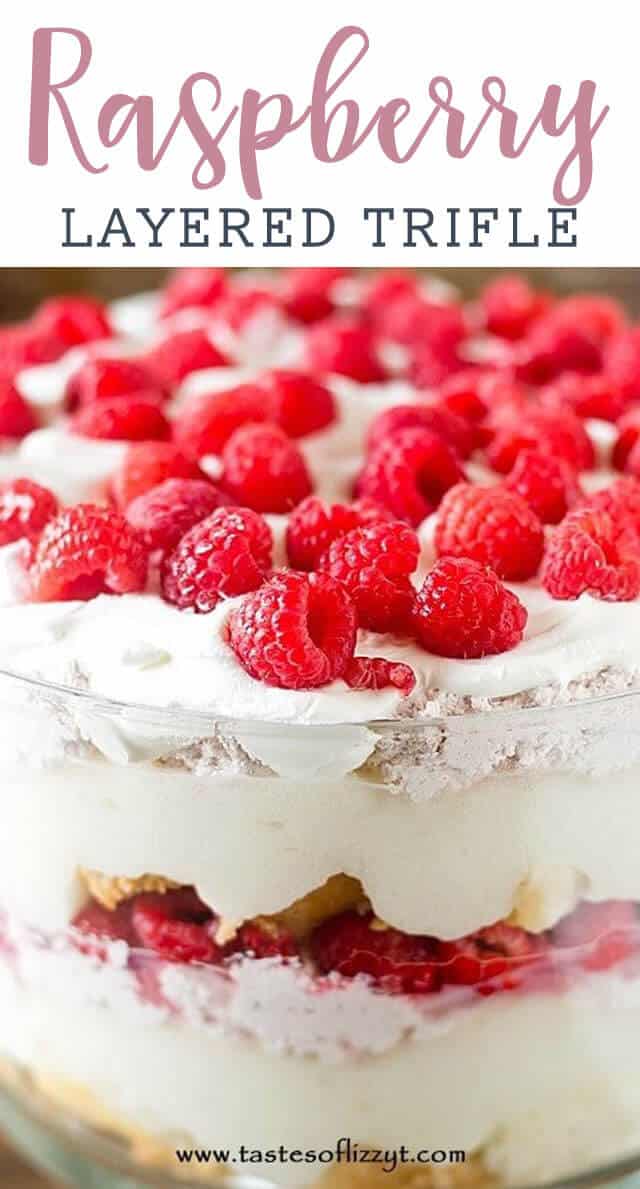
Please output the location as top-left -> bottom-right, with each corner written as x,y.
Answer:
1,661 -> 638,737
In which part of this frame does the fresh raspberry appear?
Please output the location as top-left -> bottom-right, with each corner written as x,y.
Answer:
173,385 -> 268,459
437,922 -> 548,989
319,521 -> 419,634
480,275 -> 552,341
581,477 -> 640,537
70,395 -> 171,442
225,919 -> 299,961
305,318 -> 387,384
605,328 -> 640,400
362,272 -> 419,330
504,449 -> 582,525
143,328 -> 229,388
343,657 -> 416,697
366,403 -> 473,460
65,356 -> 166,411
612,408 -> 640,471
259,370 -> 336,439
71,899 -> 137,950
31,296 -> 112,349
161,507 -> 271,612
434,369 -> 492,424
551,901 -> 638,973
309,911 -> 441,994
159,268 -> 228,318
281,268 -> 348,324
551,295 -> 627,345
540,372 -> 629,423
486,407 -> 595,474
514,317 -> 602,385
541,509 -> 640,601
112,442 -> 206,509
219,287 -> 282,333
0,323 -> 63,372
0,479 -> 58,545
0,380 -> 39,439
383,296 -> 467,356
127,479 -> 226,554
29,504 -> 148,602
221,423 -> 313,514
285,495 -> 391,571
131,888 -> 222,965
434,483 -> 544,580
412,557 -> 528,659
407,344 -> 461,392
356,428 -> 465,527
228,571 -> 357,689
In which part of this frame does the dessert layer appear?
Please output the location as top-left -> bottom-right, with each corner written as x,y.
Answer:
3,749 -> 640,937
1,956 -> 640,1188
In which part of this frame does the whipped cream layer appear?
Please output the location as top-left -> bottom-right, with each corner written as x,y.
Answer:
2,733 -> 640,936
2,950 -> 640,1188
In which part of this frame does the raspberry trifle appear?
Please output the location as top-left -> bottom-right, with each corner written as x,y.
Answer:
2,269 -> 640,1188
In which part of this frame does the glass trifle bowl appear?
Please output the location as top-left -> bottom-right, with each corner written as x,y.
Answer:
4,267 -> 640,1189
2,665 -> 640,1189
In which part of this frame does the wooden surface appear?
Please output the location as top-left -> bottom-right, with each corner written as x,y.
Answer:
0,1135 -> 59,1188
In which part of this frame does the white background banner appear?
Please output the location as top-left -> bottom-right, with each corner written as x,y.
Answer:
0,0 -> 635,265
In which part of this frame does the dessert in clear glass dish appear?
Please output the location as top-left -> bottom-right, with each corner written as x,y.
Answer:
1,267 -> 640,1188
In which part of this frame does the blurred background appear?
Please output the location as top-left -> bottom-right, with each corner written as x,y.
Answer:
0,269 -> 638,322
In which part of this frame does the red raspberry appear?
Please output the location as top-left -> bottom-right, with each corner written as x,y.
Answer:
434,483 -> 544,581
131,888 -> 222,965
437,922 -> 548,989
0,380 -> 39,439
219,287 -> 282,333
173,385 -> 268,459
161,506 -> 271,612
551,901 -> 638,973
285,495 -> 391,571
225,920 -> 299,961
319,522 -> 419,634
143,328 -> 229,388
362,272 -> 419,329
435,369 -> 492,424
221,423 -> 313,514
159,268 -> 228,319
29,504 -> 148,602
366,403 -> 473,460
383,296 -> 467,356
31,296 -> 112,350
281,268 -> 348,324
612,409 -> 640,471
72,899 -> 137,950
504,449 -> 582,525
356,428 -> 465,527
65,357 -> 166,411
412,557 -> 528,659
259,370 -> 336,439
480,275 -> 552,341
407,344 -> 461,392
605,328 -> 640,400
70,395 -> 171,442
581,477 -> 640,537
228,571 -> 357,689
514,317 -> 602,385
541,509 -> 640,601
127,478 -> 226,554
112,442 -> 206,509
486,407 -> 595,474
552,295 -> 627,345
310,911 -> 441,994
344,657 -> 416,697
305,318 -> 387,384
0,323 -> 63,372
0,479 -> 58,545
540,372 -> 629,423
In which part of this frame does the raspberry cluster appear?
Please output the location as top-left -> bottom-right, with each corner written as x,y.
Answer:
4,272 -> 640,696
